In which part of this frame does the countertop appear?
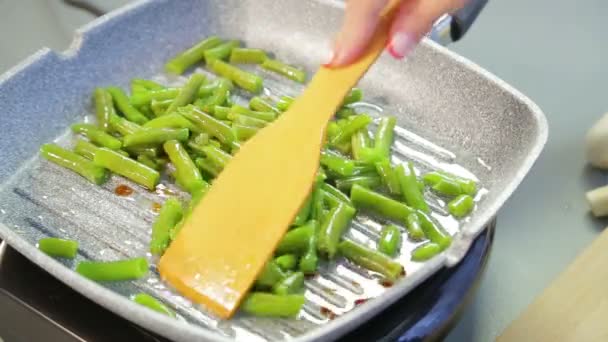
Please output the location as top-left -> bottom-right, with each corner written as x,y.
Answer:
1,1 -> 607,341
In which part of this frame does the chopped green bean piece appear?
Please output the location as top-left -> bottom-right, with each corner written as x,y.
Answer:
336,107 -> 356,119
395,162 -> 429,213
335,175 -> 382,193
208,59 -> 263,93
405,213 -> 426,241
338,240 -> 403,280
180,105 -> 236,145
94,88 -> 115,131
213,106 -> 231,120
204,40 -> 240,63
352,129 -> 372,160
106,87 -> 148,124
201,145 -> 231,170
150,99 -> 173,116
378,224 -> 402,257
249,96 -> 279,114
196,78 -> 232,114
232,124 -> 259,141
229,113 -> 268,128
137,155 -> 163,171
132,293 -> 176,318
143,113 -> 198,132
277,220 -> 316,255
330,114 -> 372,146
166,73 -> 206,114
359,116 -> 396,163
76,257 -> 148,281
123,128 -> 189,147
292,194 -> 312,226
195,157 -> 220,178
131,88 -> 180,107
94,148 -> 159,190
230,104 -> 276,122
38,237 -> 78,258
416,210 -> 452,250
71,123 -> 122,150
275,254 -> 298,271
320,151 -> 355,177
321,183 -> 352,207
350,184 -> 415,224
241,293 -> 304,318
423,171 -> 477,196
343,88 -> 363,105
317,203 -> 356,259
411,242 -> 442,262
256,261 -> 287,288
300,221 -> 320,274
150,198 -> 183,255
164,140 -> 207,194
74,139 -> 101,160
230,48 -> 268,64
375,160 -> 401,195
165,36 -> 222,74
40,144 -> 108,185
448,194 -> 474,217
272,272 -> 304,295
261,58 -> 306,83
109,114 -> 141,136
131,79 -> 164,91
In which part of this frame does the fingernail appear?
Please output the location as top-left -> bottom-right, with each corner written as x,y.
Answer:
387,32 -> 417,59
321,46 -> 335,66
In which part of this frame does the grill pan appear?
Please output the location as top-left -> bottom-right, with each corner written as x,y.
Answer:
0,0 -> 547,341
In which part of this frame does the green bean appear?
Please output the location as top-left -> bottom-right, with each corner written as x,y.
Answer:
106,87 -> 148,124
212,106 -> 231,120
131,79 -> 164,91
378,224 -> 401,257
204,40 -> 240,63
143,113 -> 198,132
180,105 -> 236,145
249,96 -> 279,114
168,188 -> 207,241
335,175 -> 382,193
195,157 -> 220,178
310,174 -> 327,221
166,73 -> 207,114
150,198 -> 183,255
352,129 -> 372,160
261,58 -> 306,83
336,107 -> 356,119
338,240 -> 403,280
37,237 -> 78,258
131,84 -> 148,95
109,114 -> 141,136
423,171 -> 477,196
137,104 -> 155,119
350,184 -> 414,224
208,59 -> 263,93
411,242 -> 442,262
198,79 -> 228,98
321,183 -> 352,207
230,104 -> 276,122
330,115 -> 372,146
272,272 -> 304,295
124,146 -> 161,159
276,95 -> 294,112
230,48 -> 268,64
320,151 -> 355,177
405,213 -> 426,241
292,194 -> 313,227
275,254 -> 298,271
132,293 -> 176,318
123,128 -> 189,147
395,162 -> 429,213
416,210 -> 452,249
149,99 -> 173,116
71,123 -> 122,150
201,145 -> 231,170
375,160 -> 401,195
137,155 -> 163,171
229,113 -> 268,128
277,220 -> 316,254
40,144 -> 108,185
342,88 -> 363,105
94,88 -> 115,131
196,78 -> 232,114
165,36 -> 222,74
131,88 -> 180,107
241,293 -> 304,318
232,124 -> 259,141
76,257 -> 148,281
448,194 -> 474,218
299,220 -> 319,274
187,133 -> 209,155
359,116 -> 396,163
317,203 -> 356,259
256,261 -> 287,288
163,140 -> 208,194
73,139 -> 100,160
94,148 -> 159,190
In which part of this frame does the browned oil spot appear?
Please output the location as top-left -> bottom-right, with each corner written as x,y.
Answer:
115,184 -> 134,196
152,202 -> 162,213
380,280 -> 394,288
400,267 -> 406,277
354,298 -> 368,306
320,307 -> 337,320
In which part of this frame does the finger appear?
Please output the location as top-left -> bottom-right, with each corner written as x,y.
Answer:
326,0 -> 390,67
387,0 -> 467,59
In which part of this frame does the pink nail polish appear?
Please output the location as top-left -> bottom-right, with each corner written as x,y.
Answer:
321,48 -> 335,66
387,32 -> 417,59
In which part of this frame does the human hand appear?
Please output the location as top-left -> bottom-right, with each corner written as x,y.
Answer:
324,0 -> 468,66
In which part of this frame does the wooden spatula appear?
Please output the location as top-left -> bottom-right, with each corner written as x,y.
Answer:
158,2 -> 400,319
497,227 -> 608,342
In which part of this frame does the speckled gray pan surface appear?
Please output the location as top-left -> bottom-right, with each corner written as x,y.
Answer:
0,0 -> 547,341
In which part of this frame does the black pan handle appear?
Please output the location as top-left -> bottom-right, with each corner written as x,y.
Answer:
450,0 -> 488,41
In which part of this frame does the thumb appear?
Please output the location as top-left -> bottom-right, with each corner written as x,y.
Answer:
387,0 -> 467,59
325,0 -> 389,67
